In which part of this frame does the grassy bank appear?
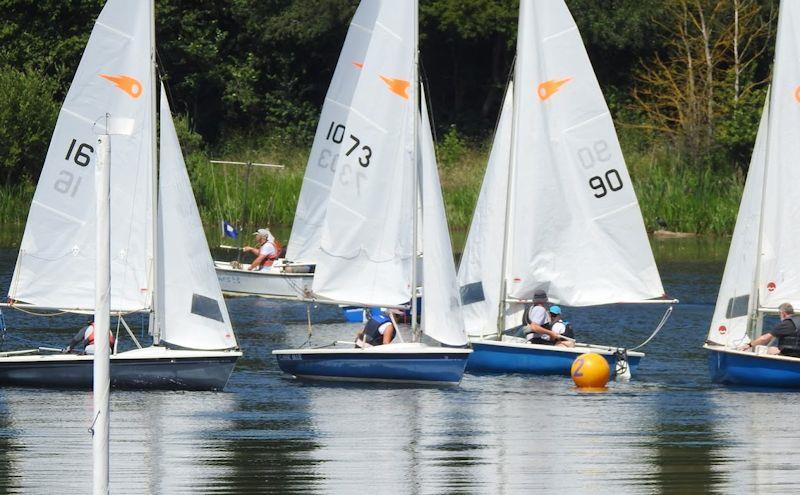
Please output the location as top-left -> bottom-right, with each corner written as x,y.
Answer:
0,131 -> 744,249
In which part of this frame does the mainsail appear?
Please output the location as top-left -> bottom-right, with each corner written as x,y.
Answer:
311,1 -> 415,306
754,1 -> 800,311
506,0 -> 663,306
157,88 -> 237,350
286,2 -> 385,264
458,0 -> 664,335
9,0 -> 153,312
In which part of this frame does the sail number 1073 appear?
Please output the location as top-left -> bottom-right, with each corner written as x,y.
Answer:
325,121 -> 372,167
577,139 -> 624,199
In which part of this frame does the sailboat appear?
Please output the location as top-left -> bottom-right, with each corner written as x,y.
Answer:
0,0 -> 240,390
705,0 -> 800,388
273,0 -> 472,385
458,0 -> 673,377
215,0 -> 390,302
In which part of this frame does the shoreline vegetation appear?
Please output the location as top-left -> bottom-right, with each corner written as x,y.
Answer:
0,124 -> 743,251
0,1 -> 767,252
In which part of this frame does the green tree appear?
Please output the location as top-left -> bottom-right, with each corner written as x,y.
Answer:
0,69 -> 60,184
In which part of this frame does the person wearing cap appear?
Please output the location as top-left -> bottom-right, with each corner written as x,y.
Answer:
243,228 -> 283,271
522,290 -> 550,335
524,290 -> 567,346
548,305 -> 575,348
355,310 -> 396,348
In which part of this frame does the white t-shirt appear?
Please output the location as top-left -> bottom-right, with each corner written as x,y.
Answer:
377,322 -> 392,335
551,321 -> 566,336
259,242 -> 277,258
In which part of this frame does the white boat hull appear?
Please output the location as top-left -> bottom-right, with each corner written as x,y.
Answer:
215,261 -> 314,299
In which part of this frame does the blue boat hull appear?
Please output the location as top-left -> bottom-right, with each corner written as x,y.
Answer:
707,346 -> 800,388
274,348 -> 471,385
466,341 -> 642,376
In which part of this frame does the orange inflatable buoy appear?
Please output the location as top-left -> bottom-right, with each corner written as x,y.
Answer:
571,353 -> 610,389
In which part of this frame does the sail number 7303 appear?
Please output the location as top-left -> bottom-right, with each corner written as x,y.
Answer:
577,139 -> 624,199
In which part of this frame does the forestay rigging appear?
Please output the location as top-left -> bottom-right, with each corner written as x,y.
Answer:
157,87 -> 237,351
9,0 -> 153,312
311,1 -> 415,307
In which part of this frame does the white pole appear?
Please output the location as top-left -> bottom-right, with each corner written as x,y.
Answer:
93,133 -> 112,495
148,0 -> 160,344
410,0 -> 420,341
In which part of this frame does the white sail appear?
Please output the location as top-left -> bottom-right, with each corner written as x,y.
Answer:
457,85 -> 514,336
756,1 -> 800,310
157,88 -> 237,350
9,0 -> 153,312
419,93 -> 467,346
311,1 -> 415,306
286,2 -> 387,263
505,0 -> 663,306
707,97 -> 769,346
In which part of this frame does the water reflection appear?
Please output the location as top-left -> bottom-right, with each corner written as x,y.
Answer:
0,240 -> 800,492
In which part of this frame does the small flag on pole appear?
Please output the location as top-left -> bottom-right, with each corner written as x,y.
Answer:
222,220 -> 238,239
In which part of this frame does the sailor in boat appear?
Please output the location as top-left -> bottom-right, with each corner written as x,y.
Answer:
546,306 -> 575,348
355,310 -> 396,348
243,228 -> 283,271
62,320 -> 115,355
738,303 -> 800,357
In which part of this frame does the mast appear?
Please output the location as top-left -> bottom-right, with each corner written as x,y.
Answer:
148,0 -> 160,344
410,0 -> 420,341
93,132 -> 112,495
496,1 -> 526,336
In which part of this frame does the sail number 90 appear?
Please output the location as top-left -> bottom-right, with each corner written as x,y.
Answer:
578,139 -> 624,199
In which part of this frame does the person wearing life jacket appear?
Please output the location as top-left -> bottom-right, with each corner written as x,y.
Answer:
355,310 -> 396,348
244,228 -> 283,271
523,290 -> 562,345
63,320 -> 115,355
739,302 -> 800,357
547,306 -> 575,348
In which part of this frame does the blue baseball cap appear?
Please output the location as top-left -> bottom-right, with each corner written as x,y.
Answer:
549,305 -> 562,315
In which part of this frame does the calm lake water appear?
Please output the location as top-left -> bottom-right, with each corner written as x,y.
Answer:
1,238 -> 798,494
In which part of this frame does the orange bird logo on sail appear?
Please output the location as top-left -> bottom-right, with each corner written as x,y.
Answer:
379,75 -> 410,100
538,77 -> 573,101
352,62 -> 364,69
795,85 -> 800,103
99,74 -> 143,99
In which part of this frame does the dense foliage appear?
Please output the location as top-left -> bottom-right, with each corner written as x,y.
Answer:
0,0 -> 781,234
